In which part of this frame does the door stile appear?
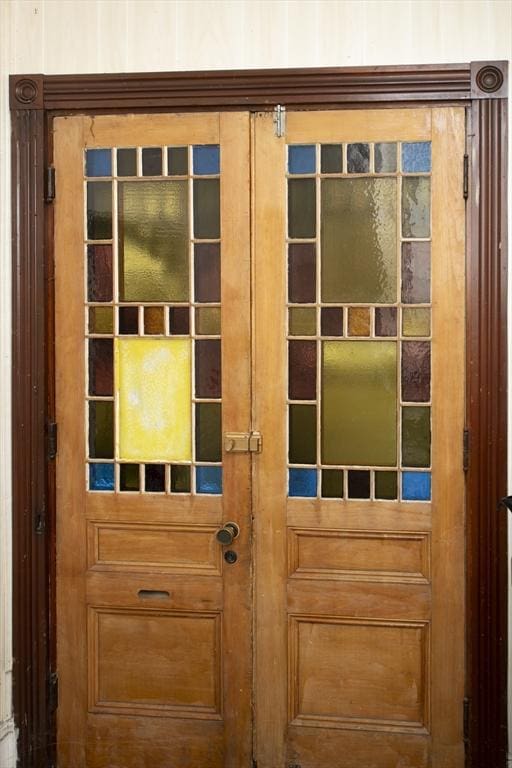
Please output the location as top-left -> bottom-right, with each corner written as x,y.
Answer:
252,111 -> 288,767
430,107 -> 466,762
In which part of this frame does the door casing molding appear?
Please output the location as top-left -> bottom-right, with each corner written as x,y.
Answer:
9,61 -> 508,768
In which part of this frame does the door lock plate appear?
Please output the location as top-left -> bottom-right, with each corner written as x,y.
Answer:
224,431 -> 262,454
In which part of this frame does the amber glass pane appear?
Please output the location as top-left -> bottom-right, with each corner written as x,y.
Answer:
193,179 -> 220,238
402,177 -> 431,238
89,339 -> 113,396
288,244 -> 316,303
144,307 -> 165,335
402,406 -> 431,467
289,308 -> 316,336
194,244 -> 221,303
321,469 -> 343,498
195,403 -> 222,462
402,242 -> 431,304
402,307 -> 431,337
289,404 -> 316,464
288,179 -> 316,238
119,181 -> 188,302
119,307 -> 139,335
322,341 -> 397,466
87,245 -> 113,302
321,308 -> 343,337
169,307 -> 190,335
347,307 -> 370,336
87,182 -> 112,240
89,307 -> 113,334
195,339 -> 221,398
375,307 -> 397,337
196,307 -> 221,335
289,340 -> 317,400
402,341 -> 430,402
375,471 -> 398,500
321,179 -> 397,303
89,401 -> 113,458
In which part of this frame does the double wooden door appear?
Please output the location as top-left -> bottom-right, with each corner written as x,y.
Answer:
54,107 -> 465,768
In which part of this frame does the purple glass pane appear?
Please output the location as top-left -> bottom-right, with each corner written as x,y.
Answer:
288,244 -> 316,304
119,306 -> 139,334
289,340 -> 317,400
169,306 -> 190,335
195,339 -> 221,398
402,341 -> 431,402
194,243 -> 221,303
375,307 -> 397,336
87,245 -> 113,302
321,307 -> 343,336
401,242 -> 431,304
89,339 -> 113,396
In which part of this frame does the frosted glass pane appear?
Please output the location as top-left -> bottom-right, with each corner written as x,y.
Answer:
321,178 -> 397,303
118,181 -> 189,302
322,341 -> 397,466
116,339 -> 191,462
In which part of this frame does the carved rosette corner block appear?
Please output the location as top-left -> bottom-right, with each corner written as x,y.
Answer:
471,61 -> 508,99
9,75 -> 44,109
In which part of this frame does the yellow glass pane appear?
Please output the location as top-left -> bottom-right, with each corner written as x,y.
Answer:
322,341 -> 397,466
402,307 -> 431,337
116,338 -> 191,461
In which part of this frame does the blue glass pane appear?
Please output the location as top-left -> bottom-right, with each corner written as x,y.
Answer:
89,463 -> 115,491
193,145 -> 220,175
196,466 -> 222,494
86,149 -> 112,177
288,145 -> 316,175
289,468 -> 317,497
402,471 -> 431,501
402,142 -> 431,173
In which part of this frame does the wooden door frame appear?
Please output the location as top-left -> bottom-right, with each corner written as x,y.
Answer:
9,62 -> 508,768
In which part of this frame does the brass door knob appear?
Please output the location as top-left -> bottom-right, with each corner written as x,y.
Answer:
216,522 -> 240,545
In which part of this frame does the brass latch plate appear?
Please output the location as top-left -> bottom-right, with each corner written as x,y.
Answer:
224,431 -> 262,454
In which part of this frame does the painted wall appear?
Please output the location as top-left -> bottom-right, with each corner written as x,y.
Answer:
1,1 -> 511,765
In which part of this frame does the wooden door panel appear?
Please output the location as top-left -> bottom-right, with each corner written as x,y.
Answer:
254,107 -> 465,768
55,112 -> 252,768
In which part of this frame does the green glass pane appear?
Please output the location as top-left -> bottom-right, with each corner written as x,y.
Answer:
88,401 -> 113,458
193,179 -> 220,238
402,177 -> 431,238
402,406 -> 431,467
289,404 -> 316,465
321,341 -> 397,466
87,182 -> 112,240
321,178 -> 397,303
196,307 -> 221,336
375,471 -> 398,500
288,179 -> 316,238
289,307 -> 316,336
89,306 -> 113,334
120,463 -> 140,491
402,307 -> 431,337
171,464 -> 191,493
196,402 -> 222,462
118,181 -> 188,302
321,469 -> 343,498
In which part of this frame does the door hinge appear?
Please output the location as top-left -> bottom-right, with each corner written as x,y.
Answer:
34,506 -> 46,535
463,428 -> 470,472
273,104 -> 286,138
47,421 -> 58,460
224,431 -> 262,454
48,671 -> 59,713
463,696 -> 471,746
45,165 -> 56,203
463,154 -> 469,200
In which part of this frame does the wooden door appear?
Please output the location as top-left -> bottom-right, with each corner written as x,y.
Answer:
253,108 -> 466,768
54,113 -> 252,768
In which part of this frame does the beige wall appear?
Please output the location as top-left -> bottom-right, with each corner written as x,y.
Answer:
1,1 -> 511,765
